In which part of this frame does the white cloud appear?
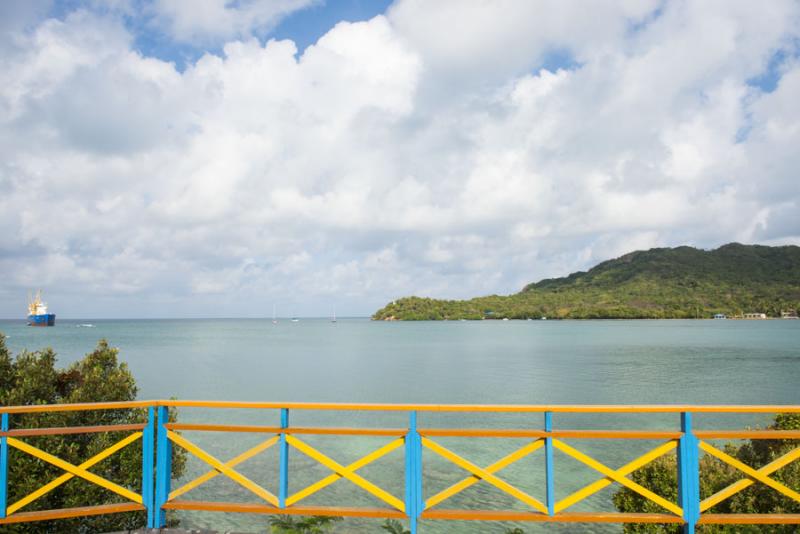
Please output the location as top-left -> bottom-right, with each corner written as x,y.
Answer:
1,1 -> 799,317
152,0 -> 317,43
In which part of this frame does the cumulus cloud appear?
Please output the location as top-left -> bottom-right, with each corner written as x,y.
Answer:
0,0 -> 799,317
151,0 -> 318,43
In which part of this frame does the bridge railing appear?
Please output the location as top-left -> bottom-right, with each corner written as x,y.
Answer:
2,402 -> 800,533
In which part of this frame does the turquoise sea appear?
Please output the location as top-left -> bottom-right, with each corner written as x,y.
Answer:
2,318 -> 799,533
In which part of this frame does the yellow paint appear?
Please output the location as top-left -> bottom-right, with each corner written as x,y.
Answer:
7,437 -> 142,505
169,435 -> 279,501
700,445 -> 800,511
286,435 -> 405,512
167,431 -> 278,506
553,439 -> 682,516
287,438 -> 404,507
555,440 -> 677,513
6,432 -> 142,515
425,439 -> 544,510
422,437 -> 548,514
700,441 -> 800,505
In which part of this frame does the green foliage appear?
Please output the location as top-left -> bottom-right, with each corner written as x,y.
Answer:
381,518 -> 410,534
268,514 -> 343,533
613,414 -> 800,533
372,244 -> 800,320
0,334 -> 186,533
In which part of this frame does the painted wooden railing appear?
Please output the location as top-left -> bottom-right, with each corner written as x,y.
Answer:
2,402 -> 800,533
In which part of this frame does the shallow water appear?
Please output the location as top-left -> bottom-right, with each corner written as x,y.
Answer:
2,318 -> 799,532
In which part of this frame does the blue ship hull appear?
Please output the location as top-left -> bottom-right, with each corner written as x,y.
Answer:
28,314 -> 56,326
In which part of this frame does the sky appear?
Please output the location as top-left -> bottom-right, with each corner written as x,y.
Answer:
1,0 -> 799,319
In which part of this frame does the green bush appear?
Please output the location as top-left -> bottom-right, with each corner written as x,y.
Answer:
613,414 -> 800,533
268,514 -> 343,533
0,334 -> 186,533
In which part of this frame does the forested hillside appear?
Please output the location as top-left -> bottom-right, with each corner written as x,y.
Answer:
372,244 -> 800,320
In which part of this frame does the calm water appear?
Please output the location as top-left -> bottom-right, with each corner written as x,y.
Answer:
2,318 -> 799,533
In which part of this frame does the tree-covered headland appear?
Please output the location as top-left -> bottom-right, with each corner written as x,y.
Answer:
372,244 -> 800,320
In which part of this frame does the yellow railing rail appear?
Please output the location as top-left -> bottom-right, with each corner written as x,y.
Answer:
0,402 -> 799,534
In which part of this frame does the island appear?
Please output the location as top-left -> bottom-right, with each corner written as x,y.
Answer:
372,243 -> 800,320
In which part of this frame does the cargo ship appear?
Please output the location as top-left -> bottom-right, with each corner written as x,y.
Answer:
27,290 -> 56,326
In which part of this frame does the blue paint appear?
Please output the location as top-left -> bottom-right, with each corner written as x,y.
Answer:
279,408 -> 289,508
155,406 -> 172,528
678,412 -> 700,534
26,314 -> 56,326
406,411 -> 422,534
544,411 -> 555,516
1,413 -> 8,520
142,406 -> 155,528
404,421 -> 411,529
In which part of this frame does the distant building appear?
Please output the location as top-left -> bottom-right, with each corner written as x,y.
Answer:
743,313 -> 767,319
713,313 -> 726,319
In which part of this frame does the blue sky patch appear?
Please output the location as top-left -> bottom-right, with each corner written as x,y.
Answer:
41,0 -> 393,69
271,0 -> 393,55
747,46 -> 797,93
538,48 -> 582,73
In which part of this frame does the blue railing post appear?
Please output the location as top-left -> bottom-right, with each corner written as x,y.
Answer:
405,411 -> 422,534
142,406 -> 155,528
678,412 -> 700,533
279,408 -> 289,508
544,411 -> 555,516
154,406 -> 172,528
1,413 -> 8,520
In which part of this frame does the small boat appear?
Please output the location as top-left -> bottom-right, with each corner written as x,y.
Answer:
291,318 -> 299,322
331,306 -> 337,323
27,290 -> 55,327
272,304 -> 278,324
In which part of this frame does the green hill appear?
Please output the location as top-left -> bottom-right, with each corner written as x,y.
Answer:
372,243 -> 800,320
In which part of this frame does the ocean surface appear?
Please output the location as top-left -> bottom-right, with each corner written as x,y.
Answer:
1,318 -> 799,533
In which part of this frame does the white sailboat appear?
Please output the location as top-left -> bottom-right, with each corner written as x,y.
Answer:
272,304 -> 278,324
331,306 -> 337,323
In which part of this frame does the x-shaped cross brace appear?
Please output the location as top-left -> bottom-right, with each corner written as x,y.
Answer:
7,435 -> 143,510
168,434 -> 279,501
286,435 -> 405,511
553,439 -> 682,516
555,439 -> 678,513
167,430 -> 279,506
422,437 -> 548,514
700,441 -> 800,511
